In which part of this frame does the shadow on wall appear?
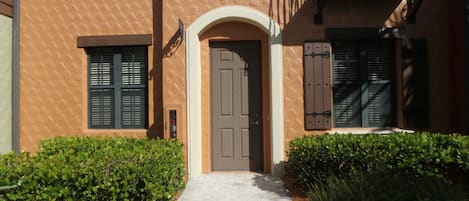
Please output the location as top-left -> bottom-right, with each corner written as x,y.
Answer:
162,30 -> 183,58
268,0 -> 402,46
148,0 -> 164,139
148,0 -> 184,139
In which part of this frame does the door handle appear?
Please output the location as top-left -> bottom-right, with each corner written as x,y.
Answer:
251,120 -> 261,126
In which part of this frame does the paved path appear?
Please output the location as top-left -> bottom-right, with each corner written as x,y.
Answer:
178,173 -> 292,201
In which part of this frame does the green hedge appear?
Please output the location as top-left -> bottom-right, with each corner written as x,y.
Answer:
0,137 -> 185,201
287,133 -> 469,188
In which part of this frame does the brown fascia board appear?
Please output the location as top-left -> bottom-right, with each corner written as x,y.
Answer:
77,34 -> 153,48
0,1 -> 13,18
0,0 -> 13,6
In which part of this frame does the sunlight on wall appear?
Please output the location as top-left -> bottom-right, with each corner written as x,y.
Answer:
384,0 -> 408,27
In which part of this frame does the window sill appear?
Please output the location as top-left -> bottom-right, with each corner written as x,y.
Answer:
84,129 -> 148,135
326,128 -> 415,135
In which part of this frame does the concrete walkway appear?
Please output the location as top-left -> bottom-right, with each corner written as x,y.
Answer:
178,173 -> 292,201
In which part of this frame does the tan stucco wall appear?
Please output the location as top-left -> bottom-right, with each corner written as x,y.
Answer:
0,14 -> 12,154
20,0 -> 154,152
19,0 -> 451,164
162,0 -> 451,160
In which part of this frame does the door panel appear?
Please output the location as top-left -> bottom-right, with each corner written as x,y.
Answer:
211,41 -> 263,171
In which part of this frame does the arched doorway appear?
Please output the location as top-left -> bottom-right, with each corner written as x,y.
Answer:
186,5 -> 284,178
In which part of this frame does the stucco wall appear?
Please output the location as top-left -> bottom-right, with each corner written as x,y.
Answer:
20,0 -> 154,152
161,0 -> 451,156
0,14 -> 12,154
19,0 -> 452,160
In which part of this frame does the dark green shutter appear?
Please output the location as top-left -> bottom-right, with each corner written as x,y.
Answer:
122,89 -> 145,128
89,89 -> 114,128
89,48 -> 113,86
365,42 -> 394,127
120,47 -> 147,128
304,42 -> 333,130
332,42 -> 362,127
89,48 -> 115,128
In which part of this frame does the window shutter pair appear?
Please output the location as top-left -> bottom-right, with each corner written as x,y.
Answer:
304,42 -> 333,130
88,47 -> 147,129
329,41 -> 395,128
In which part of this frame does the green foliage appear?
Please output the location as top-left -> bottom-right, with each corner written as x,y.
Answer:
307,169 -> 469,201
287,133 -> 469,188
0,137 -> 185,201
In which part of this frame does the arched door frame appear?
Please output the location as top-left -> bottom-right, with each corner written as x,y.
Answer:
185,5 -> 284,178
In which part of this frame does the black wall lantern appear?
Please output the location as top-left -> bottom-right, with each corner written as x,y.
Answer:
178,19 -> 184,41
406,0 -> 423,24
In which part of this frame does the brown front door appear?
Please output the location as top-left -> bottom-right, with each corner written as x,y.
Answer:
210,41 -> 263,171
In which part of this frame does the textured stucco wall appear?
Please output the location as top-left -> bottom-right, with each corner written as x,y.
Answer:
161,0 -> 451,162
19,0 -> 452,161
0,14 -> 12,154
20,0 -> 154,152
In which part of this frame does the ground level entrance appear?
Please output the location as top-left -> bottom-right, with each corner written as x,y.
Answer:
210,41 -> 263,171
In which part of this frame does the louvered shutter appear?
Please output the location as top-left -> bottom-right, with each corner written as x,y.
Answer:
332,41 -> 395,128
89,48 -> 113,86
90,89 -> 114,128
304,42 -> 332,130
332,42 -> 362,127
121,47 -> 147,128
365,42 -> 394,127
89,48 -> 115,128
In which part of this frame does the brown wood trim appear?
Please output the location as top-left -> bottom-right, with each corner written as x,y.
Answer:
77,34 -> 152,48
0,1 -> 13,17
325,27 -> 396,40
0,0 -> 13,6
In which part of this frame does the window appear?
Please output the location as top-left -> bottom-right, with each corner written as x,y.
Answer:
332,41 -> 395,128
88,46 -> 147,129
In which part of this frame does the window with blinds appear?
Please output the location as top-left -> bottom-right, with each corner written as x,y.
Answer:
332,41 -> 395,128
88,46 -> 147,129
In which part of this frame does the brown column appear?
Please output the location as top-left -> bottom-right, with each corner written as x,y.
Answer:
449,0 -> 469,134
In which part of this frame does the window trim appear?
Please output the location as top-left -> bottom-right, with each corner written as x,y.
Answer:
87,46 -> 148,129
77,34 -> 152,48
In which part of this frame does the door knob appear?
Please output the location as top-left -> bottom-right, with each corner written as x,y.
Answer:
251,120 -> 261,126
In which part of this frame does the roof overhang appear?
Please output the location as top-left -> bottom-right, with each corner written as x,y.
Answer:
314,0 -> 423,25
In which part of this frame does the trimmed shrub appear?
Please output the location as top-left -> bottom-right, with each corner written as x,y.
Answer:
0,137 -> 185,201
287,133 -> 469,188
307,169 -> 469,201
